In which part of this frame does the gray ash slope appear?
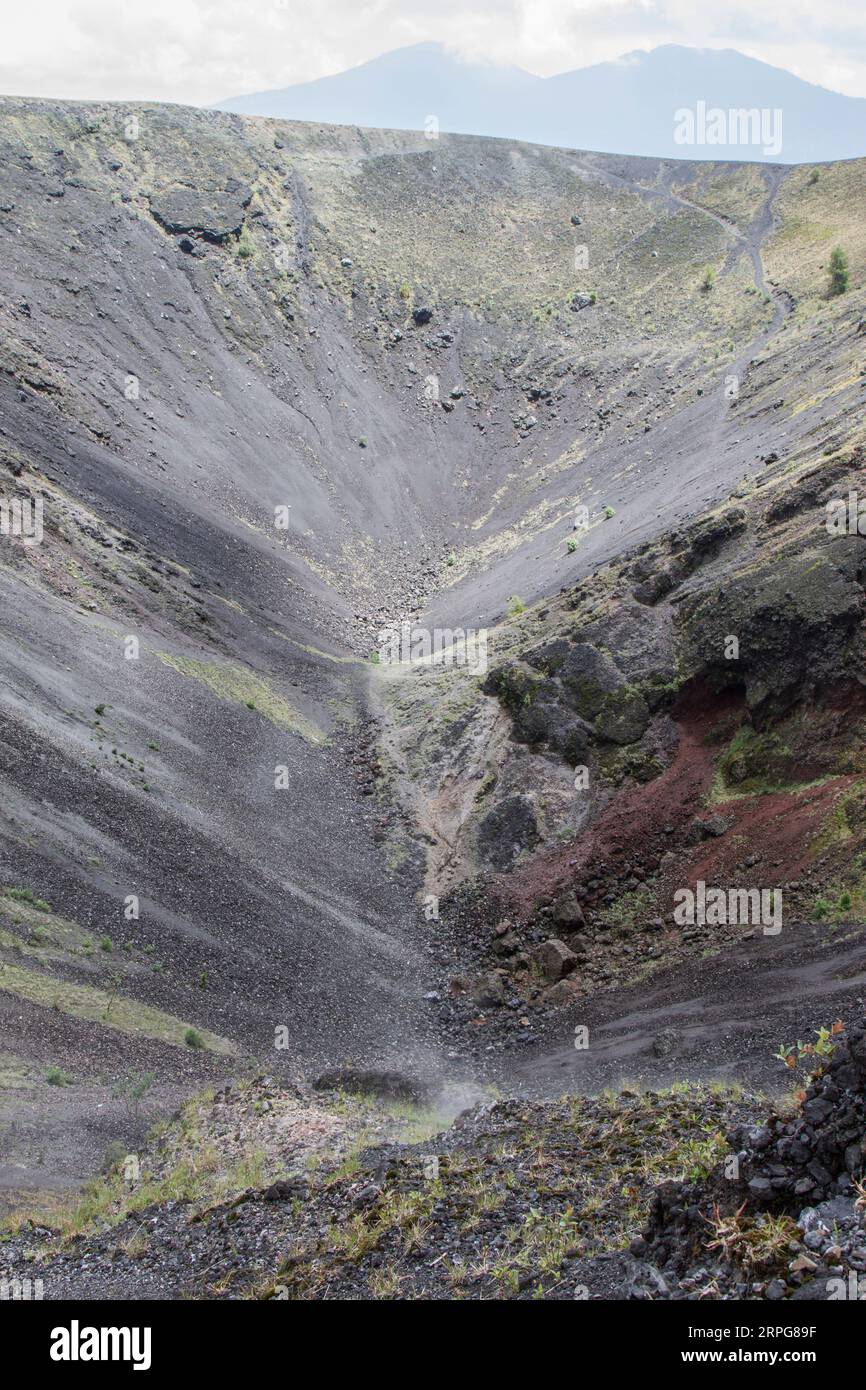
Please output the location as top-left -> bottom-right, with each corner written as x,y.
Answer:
0,96 -> 865,1206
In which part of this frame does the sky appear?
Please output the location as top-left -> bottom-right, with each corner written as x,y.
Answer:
3,0 -> 866,106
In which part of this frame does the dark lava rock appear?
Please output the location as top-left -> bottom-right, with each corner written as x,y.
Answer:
312,1068 -> 432,1105
639,1019 -> 866,1297
531,938 -> 578,984
477,794 -> 540,870
149,185 -> 251,243
550,890 -> 586,930
681,542 -> 866,718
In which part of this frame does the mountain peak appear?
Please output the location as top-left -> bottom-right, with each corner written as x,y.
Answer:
215,42 -> 866,163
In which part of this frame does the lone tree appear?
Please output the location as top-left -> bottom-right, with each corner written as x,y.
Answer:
829,246 -> 849,297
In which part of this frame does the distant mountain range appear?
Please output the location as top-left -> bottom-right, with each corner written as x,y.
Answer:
214,42 -> 866,164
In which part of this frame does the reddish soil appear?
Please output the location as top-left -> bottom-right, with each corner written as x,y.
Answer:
495,685 -> 860,921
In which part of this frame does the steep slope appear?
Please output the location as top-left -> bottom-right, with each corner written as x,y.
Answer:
0,96 -> 864,1223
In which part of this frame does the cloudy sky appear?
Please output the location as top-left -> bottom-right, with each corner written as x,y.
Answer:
4,0 -> 866,105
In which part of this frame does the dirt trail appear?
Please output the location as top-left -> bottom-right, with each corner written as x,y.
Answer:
512,921 -> 866,1098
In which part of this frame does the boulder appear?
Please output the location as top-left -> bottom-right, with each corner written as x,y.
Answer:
532,937 -> 578,984
551,890 -> 585,930
544,978 -> 580,1006
472,970 -> 507,1008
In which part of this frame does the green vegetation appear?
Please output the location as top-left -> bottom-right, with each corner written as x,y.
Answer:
2,1089 -> 266,1244
3,887 -> 52,912
236,226 -> 255,260
506,595 -> 525,617
828,246 -> 849,297
0,959 -> 234,1054
265,1084 -> 739,1300
155,652 -> 324,744
774,1019 -> 844,1076
705,1207 -> 799,1273
113,1071 -> 155,1119
46,1066 -> 75,1087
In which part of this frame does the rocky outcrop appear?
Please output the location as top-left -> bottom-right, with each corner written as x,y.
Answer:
730,1024 -> 866,1209
483,604 -> 672,769
679,539 -> 866,718
149,184 -> 251,242
639,1020 -> 866,1296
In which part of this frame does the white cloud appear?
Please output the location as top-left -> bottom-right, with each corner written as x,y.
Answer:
1,0 -> 866,104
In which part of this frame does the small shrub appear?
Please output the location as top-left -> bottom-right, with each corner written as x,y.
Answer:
567,538 -> 578,553
46,1066 -> 74,1087
829,246 -> 849,297
100,936 -> 113,952
113,1070 -> 155,1119
700,266 -> 716,292
506,595 -> 525,617
184,1028 -> 204,1049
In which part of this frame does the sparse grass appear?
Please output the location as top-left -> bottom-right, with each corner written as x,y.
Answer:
705,1204 -> 799,1273
598,886 -> 654,931
0,959 -> 234,1054
155,652 -> 324,743
808,851 -> 866,923
267,1082 -> 752,1299
3,887 -> 52,912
